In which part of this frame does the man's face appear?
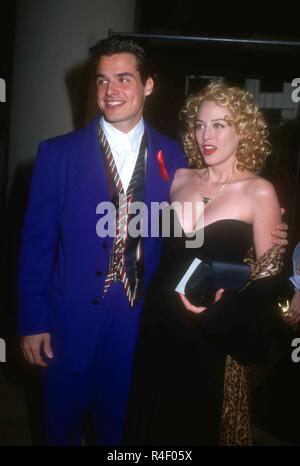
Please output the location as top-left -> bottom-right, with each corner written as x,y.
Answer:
96,53 -> 154,133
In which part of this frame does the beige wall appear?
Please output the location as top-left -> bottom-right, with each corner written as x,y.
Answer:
8,0 -> 135,185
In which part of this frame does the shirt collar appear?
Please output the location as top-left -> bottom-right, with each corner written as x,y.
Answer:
100,117 -> 145,155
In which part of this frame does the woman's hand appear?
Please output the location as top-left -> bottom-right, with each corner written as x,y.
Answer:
179,288 -> 224,314
179,294 -> 206,314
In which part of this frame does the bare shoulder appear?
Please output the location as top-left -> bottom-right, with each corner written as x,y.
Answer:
174,167 -> 194,178
173,168 -> 202,186
171,168 -> 203,199
237,170 -> 276,197
246,175 -> 278,200
244,175 -> 281,226
174,167 -> 189,179
174,168 -> 205,181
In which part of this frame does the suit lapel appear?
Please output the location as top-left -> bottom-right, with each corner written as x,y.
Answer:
72,118 -> 111,209
144,124 -> 172,274
144,123 -> 169,206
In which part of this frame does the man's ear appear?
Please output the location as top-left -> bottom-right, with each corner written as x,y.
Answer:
144,77 -> 154,96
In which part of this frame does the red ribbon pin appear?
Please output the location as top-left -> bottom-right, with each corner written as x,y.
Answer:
156,150 -> 170,182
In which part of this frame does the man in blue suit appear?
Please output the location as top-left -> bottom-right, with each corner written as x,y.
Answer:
19,36 -> 288,445
19,36 -> 186,445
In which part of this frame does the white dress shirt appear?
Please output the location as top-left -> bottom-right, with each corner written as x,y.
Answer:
100,117 -> 145,192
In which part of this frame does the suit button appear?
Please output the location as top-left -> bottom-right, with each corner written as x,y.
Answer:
92,299 -> 100,305
96,271 -> 102,277
102,242 -> 108,249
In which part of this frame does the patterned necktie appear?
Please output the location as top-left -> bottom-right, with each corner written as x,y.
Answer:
98,124 -> 146,307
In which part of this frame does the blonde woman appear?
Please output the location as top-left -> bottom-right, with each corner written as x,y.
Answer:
125,83 -> 287,446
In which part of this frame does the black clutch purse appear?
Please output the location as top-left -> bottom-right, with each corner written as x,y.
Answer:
175,258 -> 251,307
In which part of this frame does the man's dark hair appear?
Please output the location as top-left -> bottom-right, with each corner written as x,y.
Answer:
89,35 -> 153,84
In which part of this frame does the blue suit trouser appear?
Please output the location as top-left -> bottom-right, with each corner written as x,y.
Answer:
42,283 -> 143,445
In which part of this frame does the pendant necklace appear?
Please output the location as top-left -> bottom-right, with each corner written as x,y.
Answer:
199,168 -> 235,206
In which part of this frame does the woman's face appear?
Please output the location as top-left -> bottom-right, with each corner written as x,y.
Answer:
195,100 -> 240,167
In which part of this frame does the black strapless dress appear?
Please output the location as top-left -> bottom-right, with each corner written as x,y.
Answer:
125,218 -> 281,445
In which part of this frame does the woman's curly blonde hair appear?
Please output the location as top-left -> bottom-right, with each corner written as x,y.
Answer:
181,82 -> 271,173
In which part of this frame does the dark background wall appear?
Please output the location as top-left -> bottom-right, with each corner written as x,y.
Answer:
0,1 -> 16,210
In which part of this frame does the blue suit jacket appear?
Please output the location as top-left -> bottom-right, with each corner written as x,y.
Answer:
19,118 -> 186,370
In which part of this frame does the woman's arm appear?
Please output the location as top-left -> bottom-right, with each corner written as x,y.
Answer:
251,178 -> 282,258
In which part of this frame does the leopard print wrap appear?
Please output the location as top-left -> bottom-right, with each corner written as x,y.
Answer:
219,245 -> 283,445
220,356 -> 252,445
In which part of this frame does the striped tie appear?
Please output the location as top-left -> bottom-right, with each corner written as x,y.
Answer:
98,124 -> 146,307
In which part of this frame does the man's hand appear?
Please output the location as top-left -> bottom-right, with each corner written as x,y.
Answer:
21,333 -> 53,367
271,208 -> 288,254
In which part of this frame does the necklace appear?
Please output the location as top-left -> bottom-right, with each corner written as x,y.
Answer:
199,168 -> 235,206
